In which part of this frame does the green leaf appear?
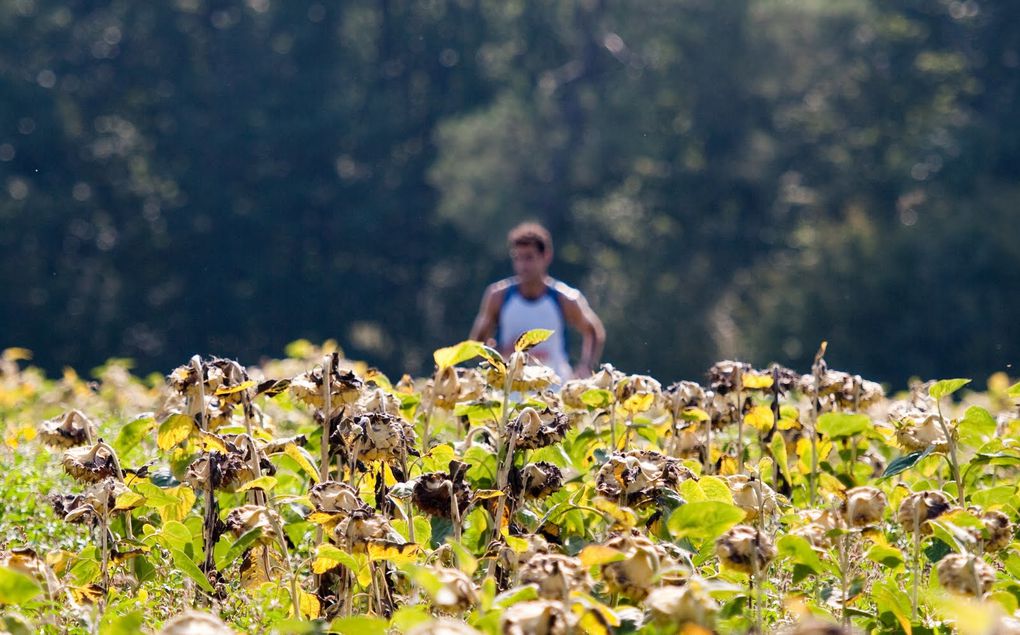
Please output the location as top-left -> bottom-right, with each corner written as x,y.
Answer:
157,413 -> 194,451
882,446 -> 934,479
99,610 -> 144,635
816,413 -> 872,439
283,444 -> 320,484
114,414 -> 156,457
312,544 -> 359,574
515,328 -> 554,352
389,606 -> 432,632
580,388 -> 614,410
328,616 -> 389,635
433,340 -> 504,370
217,527 -> 263,570
1008,382 -> 1020,398
929,378 -> 971,400
957,406 -> 996,449
866,543 -> 904,569
169,548 -> 214,593
0,567 -> 42,605
970,484 -> 1016,508
776,535 -> 824,574
873,579 -> 913,634
667,501 -> 745,543
770,434 -> 792,488
159,520 -> 194,553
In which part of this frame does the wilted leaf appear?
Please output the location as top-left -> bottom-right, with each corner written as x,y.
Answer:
283,443 -> 319,483
214,380 -> 255,396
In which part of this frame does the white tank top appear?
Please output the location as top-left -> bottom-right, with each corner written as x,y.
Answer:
497,280 -> 572,380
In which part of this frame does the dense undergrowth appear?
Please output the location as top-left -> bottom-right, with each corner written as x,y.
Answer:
1,336 -> 1019,635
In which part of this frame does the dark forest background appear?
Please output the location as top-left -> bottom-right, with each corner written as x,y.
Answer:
2,0 -> 1018,387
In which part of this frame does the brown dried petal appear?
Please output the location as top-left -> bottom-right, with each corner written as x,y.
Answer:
310,481 -> 367,515
62,443 -> 118,483
520,553 -> 590,599
715,525 -> 777,574
896,490 -> 952,534
520,462 -> 564,499
840,486 -> 887,528
937,554 -> 995,596
413,472 -> 472,518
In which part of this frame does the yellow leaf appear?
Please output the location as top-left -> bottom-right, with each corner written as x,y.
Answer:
473,489 -> 504,500
622,392 -> 655,414
312,544 -> 358,574
593,498 -> 636,529
742,373 -> 774,390
197,431 -> 227,453
500,529 -> 529,554
284,443 -> 320,483
578,545 -> 626,567
575,607 -> 611,635
236,476 -> 277,493
368,542 -> 420,565
114,491 -> 145,511
297,589 -> 320,619
514,329 -> 554,352
307,511 -> 340,526
214,380 -> 255,396
434,340 -> 487,369
719,456 -> 739,476
777,417 -> 800,431
744,405 -> 774,432
157,413 -> 194,451
680,407 -> 710,422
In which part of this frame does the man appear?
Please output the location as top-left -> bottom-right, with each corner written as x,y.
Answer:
469,222 -> 606,380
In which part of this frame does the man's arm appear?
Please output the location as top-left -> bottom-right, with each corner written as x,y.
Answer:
559,290 -> 606,377
468,283 -> 505,346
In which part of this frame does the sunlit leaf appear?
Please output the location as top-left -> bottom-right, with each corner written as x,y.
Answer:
515,328 -> 554,352
312,544 -> 359,574
329,616 -> 388,635
113,491 -> 144,511
367,542 -> 419,564
581,388 -> 614,409
667,501 -> 744,543
741,373 -> 773,390
816,413 -> 872,439
579,545 -> 626,567
236,475 -> 277,493
957,406 -> 996,449
213,380 -> 255,396
297,589 -> 320,619
929,378 -> 971,400
157,413 -> 194,451
882,446 -> 935,479
776,535 -> 824,574
283,443 -> 320,483
622,392 -> 655,414
744,405 -> 774,432
1008,382 -> 1020,398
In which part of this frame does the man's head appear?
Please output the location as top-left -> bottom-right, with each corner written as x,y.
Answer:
508,222 -> 553,283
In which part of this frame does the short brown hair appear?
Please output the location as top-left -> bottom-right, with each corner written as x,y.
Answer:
507,222 -> 552,255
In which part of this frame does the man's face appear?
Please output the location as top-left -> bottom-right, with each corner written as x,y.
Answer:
510,244 -> 550,282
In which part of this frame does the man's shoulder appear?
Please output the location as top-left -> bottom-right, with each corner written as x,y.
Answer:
548,278 -> 582,303
483,277 -> 516,303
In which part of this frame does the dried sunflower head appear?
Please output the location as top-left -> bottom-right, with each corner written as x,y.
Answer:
492,353 -> 561,392
39,410 -> 95,448
840,486 -> 887,528
357,387 -> 401,416
224,505 -> 281,544
50,492 -> 91,524
715,525 -> 777,574
708,361 -> 752,396
616,375 -> 662,409
973,509 -> 1014,552
333,509 -> 401,553
309,481 -> 367,515
62,443 -> 118,483
665,381 -> 706,411
791,508 -> 842,548
158,611 -> 236,635
518,462 -> 563,499
726,475 -> 779,521
430,566 -> 479,613
781,617 -> 859,635
289,361 -> 363,415
506,407 -> 569,451
590,364 -> 624,391
81,477 -> 138,516
520,553 -> 590,599
413,461 -> 472,519
430,367 -> 484,409
600,531 -> 662,600
937,554 -> 995,596
595,451 -> 695,506
500,599 -> 573,635
184,450 -> 257,493
560,379 -> 596,410
334,412 -> 418,464
890,405 -> 948,452
897,490 -> 952,534
645,579 -> 719,628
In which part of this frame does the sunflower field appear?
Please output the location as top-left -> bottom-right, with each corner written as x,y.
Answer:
2,333 -> 1020,635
